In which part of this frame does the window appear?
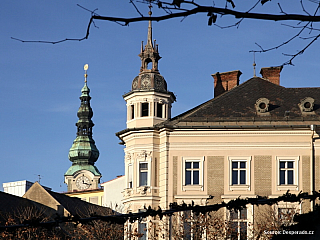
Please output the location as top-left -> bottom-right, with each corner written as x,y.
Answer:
183,211 -> 202,240
138,222 -> 147,240
232,161 -> 246,185
276,157 -> 299,191
229,208 -> 248,240
141,103 -> 149,117
279,161 -> 294,185
185,162 -> 200,185
128,164 -> 133,188
228,157 -> 251,191
138,209 -> 147,240
182,157 -> 204,191
139,162 -> 148,186
130,105 -> 135,119
277,203 -> 300,226
156,102 -> 163,118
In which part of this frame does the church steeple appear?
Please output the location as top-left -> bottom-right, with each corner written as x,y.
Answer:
65,64 -> 101,192
139,5 -> 161,73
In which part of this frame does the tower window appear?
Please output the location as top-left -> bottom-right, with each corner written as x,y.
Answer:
139,162 -> 148,186
130,105 -> 135,120
141,103 -> 149,117
156,103 -> 163,118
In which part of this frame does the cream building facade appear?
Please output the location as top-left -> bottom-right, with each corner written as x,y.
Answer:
116,17 -> 320,239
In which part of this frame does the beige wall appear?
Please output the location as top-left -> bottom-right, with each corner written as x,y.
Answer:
121,128 -> 320,215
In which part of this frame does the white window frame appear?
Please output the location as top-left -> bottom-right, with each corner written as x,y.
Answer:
228,157 -> 251,191
182,157 -> 204,191
127,163 -> 133,188
276,156 -> 299,191
136,156 -> 152,188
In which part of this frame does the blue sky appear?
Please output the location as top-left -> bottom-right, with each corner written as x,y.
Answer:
1,1 -> 320,192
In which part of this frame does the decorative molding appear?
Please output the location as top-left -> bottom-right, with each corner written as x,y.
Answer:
137,150 -> 152,159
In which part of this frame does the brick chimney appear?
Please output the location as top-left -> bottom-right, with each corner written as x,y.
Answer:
260,66 -> 283,85
212,70 -> 242,98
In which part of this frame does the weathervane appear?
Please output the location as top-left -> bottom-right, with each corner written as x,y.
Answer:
84,64 -> 89,83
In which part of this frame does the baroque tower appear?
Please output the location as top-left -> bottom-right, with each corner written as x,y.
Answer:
123,8 -> 176,128
65,65 -> 101,192
119,7 -> 176,214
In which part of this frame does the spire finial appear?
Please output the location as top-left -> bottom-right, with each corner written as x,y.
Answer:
84,64 -> 89,83
147,3 -> 153,48
253,52 -> 256,77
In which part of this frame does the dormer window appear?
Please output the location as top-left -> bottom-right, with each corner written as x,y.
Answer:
255,98 -> 270,115
299,97 -> 314,113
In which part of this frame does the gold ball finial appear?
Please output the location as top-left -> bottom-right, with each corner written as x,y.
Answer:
84,64 -> 89,83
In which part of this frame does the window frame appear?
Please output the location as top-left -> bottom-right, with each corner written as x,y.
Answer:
228,208 -> 248,240
228,157 -> 251,191
276,156 -> 299,191
138,162 -> 149,187
127,163 -> 133,188
182,157 -> 204,191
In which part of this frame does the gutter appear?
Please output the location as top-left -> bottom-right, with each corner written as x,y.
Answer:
310,125 -> 316,211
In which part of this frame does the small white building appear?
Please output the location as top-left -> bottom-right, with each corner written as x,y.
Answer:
3,180 -> 51,197
101,175 -> 125,212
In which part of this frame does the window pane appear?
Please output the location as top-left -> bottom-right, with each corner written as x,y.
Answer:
240,170 -> 246,184
240,209 -> 247,219
140,163 -> 148,170
185,170 -> 191,185
193,162 -> 199,169
230,210 -> 238,220
240,162 -> 246,168
193,170 -> 199,185
232,170 -> 238,185
287,161 -> 294,168
288,170 -> 294,184
232,162 -> 238,169
138,222 -> 147,240
185,162 -> 191,169
280,170 -> 285,185
240,222 -> 247,240
139,172 -> 148,186
280,162 -> 285,169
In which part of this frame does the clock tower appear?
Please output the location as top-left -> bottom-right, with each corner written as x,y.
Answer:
64,65 -> 101,192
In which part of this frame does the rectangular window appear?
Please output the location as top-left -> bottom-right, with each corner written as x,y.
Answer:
128,164 -> 133,188
279,161 -> 294,185
182,157 -> 204,191
130,105 -> 135,119
276,157 -> 299,190
141,103 -> 149,117
229,157 -> 251,191
139,162 -> 148,186
185,161 -> 200,185
138,209 -> 147,240
156,102 -> 163,118
229,208 -> 248,240
232,161 -> 246,185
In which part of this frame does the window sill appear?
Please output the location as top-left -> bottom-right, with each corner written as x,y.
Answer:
182,185 -> 203,191
229,185 -> 250,191
277,185 -> 298,191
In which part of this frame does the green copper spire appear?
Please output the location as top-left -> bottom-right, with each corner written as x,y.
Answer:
65,65 -> 101,176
